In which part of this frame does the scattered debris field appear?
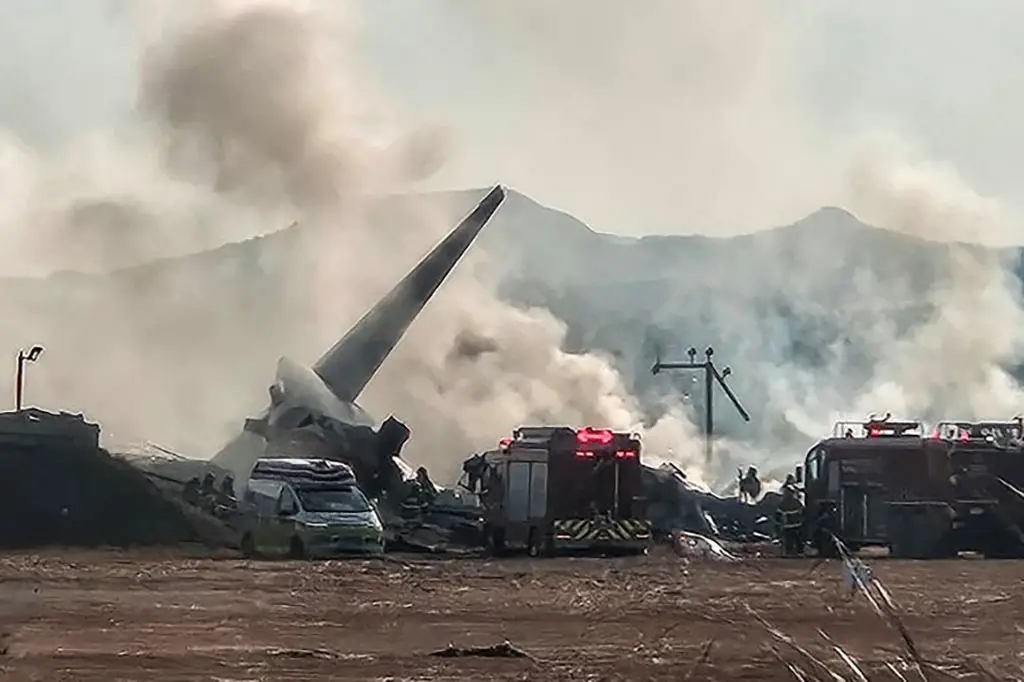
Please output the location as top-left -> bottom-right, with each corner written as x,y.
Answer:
0,549 -> 1019,680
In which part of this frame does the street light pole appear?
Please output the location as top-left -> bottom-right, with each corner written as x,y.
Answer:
15,345 -> 44,412
651,346 -> 750,463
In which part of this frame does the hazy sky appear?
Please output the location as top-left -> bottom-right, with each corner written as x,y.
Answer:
354,0 -> 1024,236
1,0 -> 1022,236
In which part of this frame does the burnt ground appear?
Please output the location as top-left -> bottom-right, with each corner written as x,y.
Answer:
0,548 -> 1019,681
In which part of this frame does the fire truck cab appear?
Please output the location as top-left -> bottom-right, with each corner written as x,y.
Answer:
902,417 -> 1024,559
478,426 -> 652,556
796,416 -> 924,556
796,415 -> 1024,558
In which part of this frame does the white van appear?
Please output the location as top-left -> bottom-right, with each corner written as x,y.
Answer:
239,458 -> 385,558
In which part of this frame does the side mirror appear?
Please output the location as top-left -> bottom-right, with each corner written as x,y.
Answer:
794,466 -> 803,484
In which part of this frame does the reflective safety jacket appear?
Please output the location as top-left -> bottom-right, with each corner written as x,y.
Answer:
775,497 -> 804,530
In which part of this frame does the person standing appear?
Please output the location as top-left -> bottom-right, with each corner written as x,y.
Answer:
775,486 -> 805,556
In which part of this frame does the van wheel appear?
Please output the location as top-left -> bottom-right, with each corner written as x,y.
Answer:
288,536 -> 306,560
241,533 -> 257,558
487,527 -> 507,557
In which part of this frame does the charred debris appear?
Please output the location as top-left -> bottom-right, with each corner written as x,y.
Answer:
125,413 -> 493,553
13,404 -> 1024,561
0,404 -> 777,553
0,183 -> 774,553
126,418 -> 780,554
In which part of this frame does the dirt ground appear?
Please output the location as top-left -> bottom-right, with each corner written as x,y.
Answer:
0,547 -> 1019,681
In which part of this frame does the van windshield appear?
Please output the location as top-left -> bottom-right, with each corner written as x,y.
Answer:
296,486 -> 371,513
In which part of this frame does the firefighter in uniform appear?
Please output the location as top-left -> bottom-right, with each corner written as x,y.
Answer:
775,485 -> 805,556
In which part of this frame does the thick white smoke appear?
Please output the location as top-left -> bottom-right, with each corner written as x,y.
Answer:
435,2 -> 1024,485
765,136 -> 1024,447
830,139 -> 1024,420
0,1 -> 714,486
4,0 -> 1022,493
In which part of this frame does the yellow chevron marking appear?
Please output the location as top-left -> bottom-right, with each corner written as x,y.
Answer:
553,518 -> 653,543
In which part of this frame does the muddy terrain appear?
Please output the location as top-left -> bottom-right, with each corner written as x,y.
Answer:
0,549 -> 1018,681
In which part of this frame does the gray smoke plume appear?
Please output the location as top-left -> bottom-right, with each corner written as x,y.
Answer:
443,2 -> 1024,486
4,0 -> 1022,492
0,0 -> 714,486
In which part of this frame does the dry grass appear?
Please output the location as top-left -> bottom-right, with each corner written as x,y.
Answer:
746,538 -> 1021,681
0,548 -> 1020,680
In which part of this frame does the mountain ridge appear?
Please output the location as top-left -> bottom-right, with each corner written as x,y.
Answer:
8,189 -> 1005,286
1,187 -> 1020,476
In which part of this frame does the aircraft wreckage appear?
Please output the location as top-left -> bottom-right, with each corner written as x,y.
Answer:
133,185 -> 507,550
129,183 -> 781,552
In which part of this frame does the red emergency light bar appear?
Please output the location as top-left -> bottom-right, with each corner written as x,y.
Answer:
577,427 -> 614,445
498,438 -> 512,449
861,421 -> 921,438
575,450 -> 636,459
867,428 -> 918,437
929,428 -> 970,442
834,418 -> 922,438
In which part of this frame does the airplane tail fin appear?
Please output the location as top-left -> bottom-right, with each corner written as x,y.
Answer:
313,185 -> 506,402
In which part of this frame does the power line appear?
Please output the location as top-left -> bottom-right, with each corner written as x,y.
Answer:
651,346 -> 749,462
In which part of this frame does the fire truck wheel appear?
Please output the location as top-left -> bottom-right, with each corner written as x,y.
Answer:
816,535 -> 839,558
527,527 -> 541,557
525,527 -> 554,558
985,546 -> 1024,559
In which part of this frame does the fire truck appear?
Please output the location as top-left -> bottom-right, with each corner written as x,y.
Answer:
893,418 -> 1024,559
796,416 -> 922,556
477,426 -> 652,556
796,415 -> 1024,558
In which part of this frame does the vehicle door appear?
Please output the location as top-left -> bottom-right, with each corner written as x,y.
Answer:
246,480 -> 282,554
803,447 -> 827,513
836,452 -> 886,541
271,485 -> 301,554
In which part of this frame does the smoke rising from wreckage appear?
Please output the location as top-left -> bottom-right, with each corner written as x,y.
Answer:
18,188 -> 1024,552
134,185 -> 507,551
7,0 -> 1024,560
8,3 -> 1024,677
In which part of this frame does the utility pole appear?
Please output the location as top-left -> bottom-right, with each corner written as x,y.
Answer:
651,346 -> 750,463
15,345 -> 44,412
